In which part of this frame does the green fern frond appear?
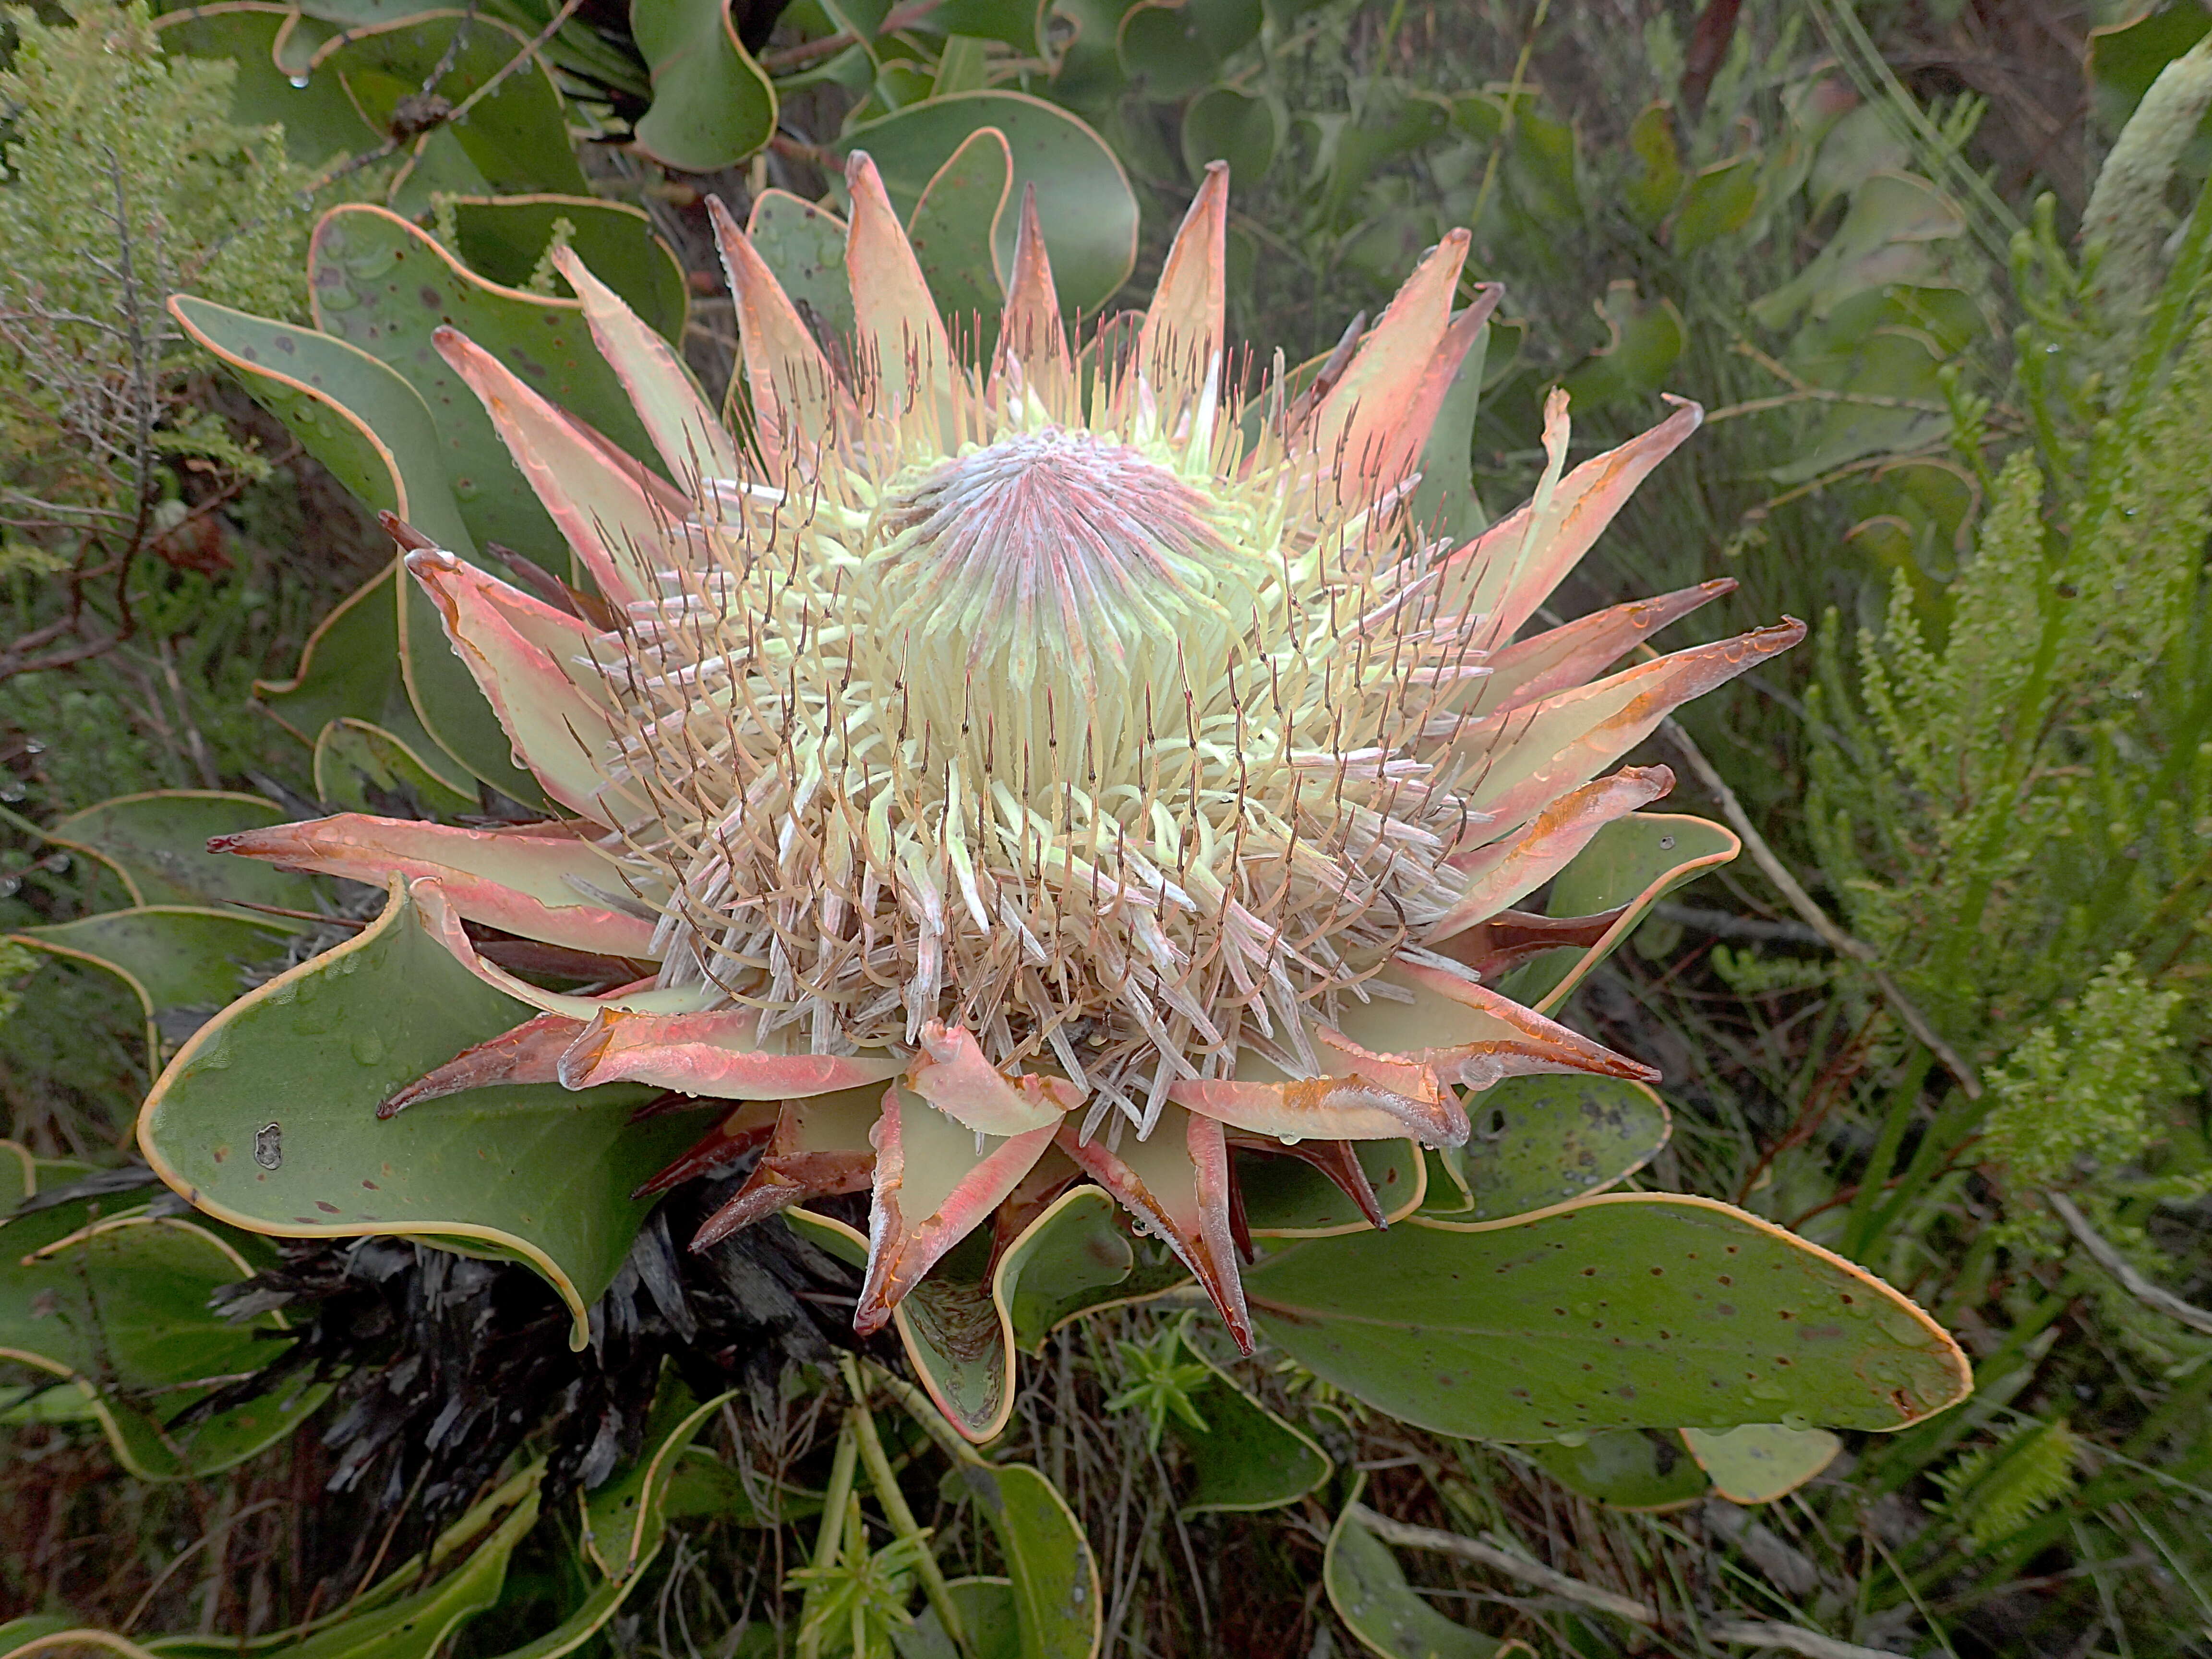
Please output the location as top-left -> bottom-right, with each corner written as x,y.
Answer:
1931,1418 -> 2081,1552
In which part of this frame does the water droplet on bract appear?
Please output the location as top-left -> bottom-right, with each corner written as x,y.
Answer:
289,74 -> 311,88
1658,835 -> 1675,850
453,478 -> 482,500
351,1032 -> 386,1065
1780,1411 -> 1812,1431
1749,1378 -> 1790,1402
1279,1134 -> 1301,1146
253,1122 -> 283,1169
1875,1306 -> 1926,1345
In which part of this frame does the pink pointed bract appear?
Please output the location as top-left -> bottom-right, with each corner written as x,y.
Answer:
215,158 -> 1802,1366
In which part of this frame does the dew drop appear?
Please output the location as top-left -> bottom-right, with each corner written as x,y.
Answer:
1875,1306 -> 1925,1345
288,73 -> 311,88
1779,1411 -> 1812,1431
1552,1430 -> 1588,1447
351,1032 -> 387,1066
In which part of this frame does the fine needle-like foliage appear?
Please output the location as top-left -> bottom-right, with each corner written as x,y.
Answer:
0,0 -> 310,674
1806,62 -> 2212,1266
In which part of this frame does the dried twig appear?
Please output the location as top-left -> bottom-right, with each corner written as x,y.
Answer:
2045,1189 -> 2212,1336
1348,1506 -> 1908,1658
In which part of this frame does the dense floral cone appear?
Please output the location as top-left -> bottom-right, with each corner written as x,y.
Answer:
211,159 -> 1802,1354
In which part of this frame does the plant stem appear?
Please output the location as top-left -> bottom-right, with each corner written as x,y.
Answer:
2045,1190 -> 2212,1336
795,1415 -> 860,1659
839,1356 -> 971,1658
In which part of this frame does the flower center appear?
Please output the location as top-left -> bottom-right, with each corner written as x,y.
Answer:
868,427 -> 1259,791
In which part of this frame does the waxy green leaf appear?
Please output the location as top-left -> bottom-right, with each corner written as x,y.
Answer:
445,196 -> 690,346
151,5 -> 371,173
746,191 -> 855,348
168,295 -> 528,799
893,1578 -> 1021,1659
1116,0 -> 1260,101
1170,1350 -> 1331,1515
307,204 -> 657,558
1494,812 -> 1740,1013
951,1461 -> 1101,1659
1681,1422 -> 1841,1503
312,11 -> 589,211
839,92 -> 1139,313
1325,1488 -> 1528,1659
313,718 -> 480,819
139,878 -> 701,1347
581,1373 -> 739,1581
1247,1194 -> 1970,1439
784,1209 -> 1017,1443
1422,1075 -> 1669,1226
0,1163 -> 328,1479
9,908 -> 295,1070
997,1187 -> 1190,1352
47,791 -> 319,915
629,0 -> 778,172
1182,86 -> 1282,189
906,127 -> 1013,354
1523,1428 -> 1710,1511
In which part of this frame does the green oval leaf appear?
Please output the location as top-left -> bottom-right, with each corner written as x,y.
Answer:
1493,811 -> 1739,1013
139,878 -> 701,1347
1171,1349 -> 1331,1515
305,203 -> 658,553
581,1372 -> 739,1581
1115,0 -> 1259,101
445,196 -> 691,346
1325,1488 -> 1528,1659
996,1186 -> 1190,1353
10,907 -> 296,1069
1246,1194 -> 1970,1439
745,189 -> 855,347
1669,152 -> 1760,254
0,1198 -> 330,1479
1181,86 -> 1281,187
313,717 -> 481,818
256,567 -> 482,799
1523,1428 -> 1710,1511
1680,1422 -> 1841,1504
313,11 -> 590,204
1421,1076 -> 1669,1226
893,1577 -> 1020,1659
629,0 -> 778,171
784,1208 -> 1016,1443
951,1461 -> 1102,1659
1239,1139 -> 1426,1237
167,296 -> 525,799
838,92 -> 1138,313
46,791 -> 321,914
907,126 -> 1013,353
152,4 -> 370,173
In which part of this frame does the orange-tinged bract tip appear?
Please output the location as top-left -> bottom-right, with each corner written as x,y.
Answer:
219,172 -> 1806,1364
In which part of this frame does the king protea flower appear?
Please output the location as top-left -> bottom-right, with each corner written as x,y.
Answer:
212,158 -> 1801,1353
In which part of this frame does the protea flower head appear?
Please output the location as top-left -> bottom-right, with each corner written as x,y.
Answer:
212,158 -> 1803,1359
